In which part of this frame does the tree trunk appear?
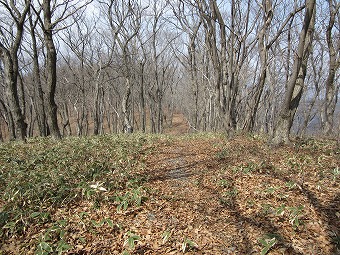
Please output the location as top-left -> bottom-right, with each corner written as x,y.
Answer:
188,27 -> 200,130
60,102 -> 72,136
43,0 -> 61,139
243,0 -> 273,132
139,61 -> 146,132
0,46 -> 27,141
93,75 -> 104,135
0,0 -> 30,141
29,11 -> 48,137
272,0 -> 316,145
122,78 -> 133,133
0,99 -> 16,140
322,0 -> 340,136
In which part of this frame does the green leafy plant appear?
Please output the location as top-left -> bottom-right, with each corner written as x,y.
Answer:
259,234 -> 278,255
35,219 -> 72,255
218,179 -> 231,188
261,203 -> 272,215
332,167 -> 339,180
181,238 -> 198,253
91,218 -> 114,228
30,211 -> 51,224
224,188 -> 238,198
0,135 -> 148,240
116,187 -> 144,212
216,148 -> 228,160
285,181 -> 297,189
275,204 -> 286,216
264,185 -> 280,195
288,205 -> 304,229
161,230 -> 171,244
242,162 -> 257,174
123,231 -> 141,250
232,162 -> 258,174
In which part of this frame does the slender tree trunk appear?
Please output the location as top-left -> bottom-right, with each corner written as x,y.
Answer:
43,0 -> 61,139
0,47 -> 28,141
0,0 -> 30,141
28,98 -> 35,137
93,75 -> 103,135
29,11 -> 48,137
139,62 -> 146,132
272,0 -> 316,145
60,102 -> 72,136
122,78 -> 133,133
188,27 -> 200,129
299,50 -> 323,136
243,0 -> 273,132
0,99 -> 16,140
322,0 -> 340,136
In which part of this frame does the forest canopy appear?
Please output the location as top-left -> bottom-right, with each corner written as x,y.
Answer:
0,0 -> 339,143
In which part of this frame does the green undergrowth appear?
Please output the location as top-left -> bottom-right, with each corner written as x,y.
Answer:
0,134 -> 151,238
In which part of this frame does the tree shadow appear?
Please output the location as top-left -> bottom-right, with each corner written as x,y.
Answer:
201,179 -> 304,254
141,140 -> 339,254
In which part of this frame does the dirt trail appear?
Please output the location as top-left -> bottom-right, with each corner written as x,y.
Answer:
138,136 -> 268,254
138,136 -> 339,254
141,138 -> 250,254
163,114 -> 190,135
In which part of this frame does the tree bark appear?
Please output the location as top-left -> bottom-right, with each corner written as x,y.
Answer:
0,99 -> 16,140
272,0 -> 316,145
28,10 -> 48,137
322,0 -> 340,135
0,47 -> 28,141
42,0 -> 61,139
139,61 -> 146,132
243,0 -> 273,132
122,78 -> 133,133
0,0 -> 31,141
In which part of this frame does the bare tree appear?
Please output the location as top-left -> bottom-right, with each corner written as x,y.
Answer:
104,0 -> 145,133
322,0 -> 340,135
170,0 -> 202,130
298,42 -> 324,136
27,6 -> 48,136
0,1 -> 30,140
40,0 -> 62,139
60,18 -> 93,136
272,0 -> 316,144
0,0 -> 30,141
30,0 -> 92,139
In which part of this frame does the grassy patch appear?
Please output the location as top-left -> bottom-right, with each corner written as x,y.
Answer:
0,134 -> 148,239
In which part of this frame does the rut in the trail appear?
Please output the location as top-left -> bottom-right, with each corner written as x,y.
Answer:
146,140 -> 216,183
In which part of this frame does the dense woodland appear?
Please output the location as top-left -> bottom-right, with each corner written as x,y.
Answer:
0,0 -> 339,144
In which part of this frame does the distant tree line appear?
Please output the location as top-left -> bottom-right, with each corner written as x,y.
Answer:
0,0 -> 339,144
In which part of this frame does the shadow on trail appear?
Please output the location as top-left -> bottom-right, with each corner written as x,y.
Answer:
146,152 -> 219,182
270,172 -> 340,254
201,179 -> 304,254
142,140 -> 339,254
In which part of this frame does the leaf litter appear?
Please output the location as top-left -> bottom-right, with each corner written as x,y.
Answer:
0,133 -> 339,254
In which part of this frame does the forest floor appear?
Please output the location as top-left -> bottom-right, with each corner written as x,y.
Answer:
0,118 -> 339,254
